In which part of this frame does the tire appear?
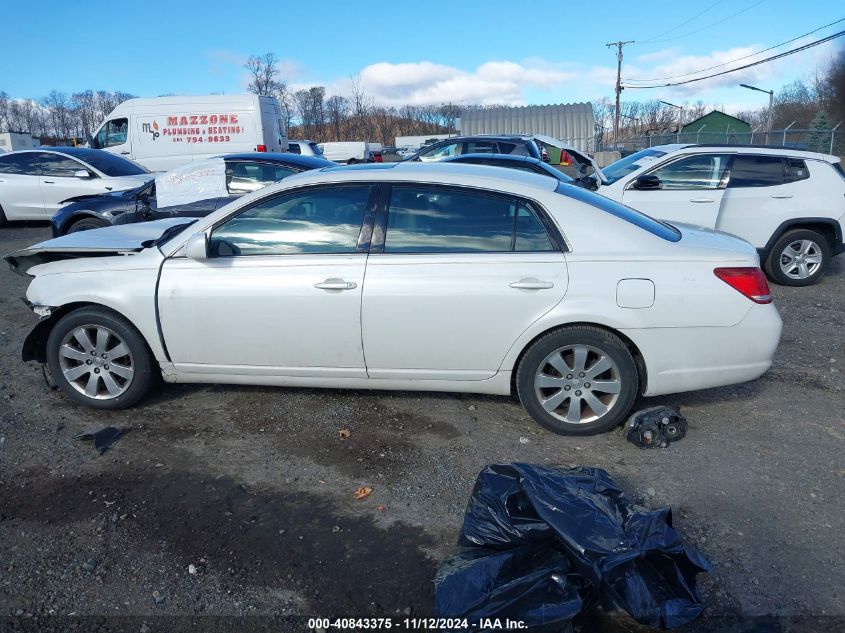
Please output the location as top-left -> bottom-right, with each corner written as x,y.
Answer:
764,228 -> 830,287
67,217 -> 108,234
516,326 -> 639,436
46,307 -> 156,409
347,158 -> 358,165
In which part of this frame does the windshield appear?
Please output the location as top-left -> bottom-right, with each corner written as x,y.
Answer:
154,219 -> 198,247
555,182 -> 680,242
67,148 -> 150,177
308,142 -> 323,156
602,148 -> 667,185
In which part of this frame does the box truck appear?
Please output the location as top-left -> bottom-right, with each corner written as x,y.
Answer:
89,94 -> 287,171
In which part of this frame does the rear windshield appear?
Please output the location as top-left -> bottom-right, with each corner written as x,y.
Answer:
602,148 -> 667,185
309,142 -> 323,156
64,148 -> 149,176
555,182 -> 681,242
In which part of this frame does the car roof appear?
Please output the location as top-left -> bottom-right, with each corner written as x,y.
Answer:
220,152 -> 333,168
282,161 -> 560,193
432,134 -> 533,142
444,153 -> 542,165
650,143 -> 837,161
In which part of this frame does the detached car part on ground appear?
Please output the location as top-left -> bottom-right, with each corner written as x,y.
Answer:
5,163 -> 782,436
597,144 -> 845,286
51,153 -> 333,236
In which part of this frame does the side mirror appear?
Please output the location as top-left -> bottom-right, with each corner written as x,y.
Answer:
632,174 -> 661,190
74,169 -> 94,179
185,232 -> 209,261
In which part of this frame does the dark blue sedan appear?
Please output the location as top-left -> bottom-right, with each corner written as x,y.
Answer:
51,153 -> 333,236
442,153 -> 598,190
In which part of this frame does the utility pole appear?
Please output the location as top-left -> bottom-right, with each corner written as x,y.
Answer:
607,40 -> 634,145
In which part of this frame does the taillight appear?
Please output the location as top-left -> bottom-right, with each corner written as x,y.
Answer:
714,267 -> 772,304
373,153 -> 383,163
256,144 -> 267,152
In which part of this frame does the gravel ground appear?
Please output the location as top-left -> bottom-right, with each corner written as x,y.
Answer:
1,223 -> 843,632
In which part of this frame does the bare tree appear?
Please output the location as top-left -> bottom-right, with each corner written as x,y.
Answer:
244,53 -> 283,97
325,95 -> 349,141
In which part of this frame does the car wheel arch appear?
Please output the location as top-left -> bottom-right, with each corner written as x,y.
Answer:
507,321 -> 647,396
62,213 -> 107,235
22,302 -> 156,364
762,218 -> 841,256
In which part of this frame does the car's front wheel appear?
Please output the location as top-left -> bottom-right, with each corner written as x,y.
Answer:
516,326 -> 639,436
67,217 -> 109,234
765,229 -> 830,286
46,307 -> 155,409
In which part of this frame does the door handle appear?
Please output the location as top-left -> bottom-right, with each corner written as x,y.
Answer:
689,197 -> 714,203
771,194 -> 793,199
43,180 -> 55,184
510,278 -> 554,290
314,278 -> 357,290
120,151 -> 131,155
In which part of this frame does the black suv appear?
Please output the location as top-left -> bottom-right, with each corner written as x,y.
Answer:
404,135 -> 543,162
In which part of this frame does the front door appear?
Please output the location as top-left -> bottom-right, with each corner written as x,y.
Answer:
361,184 -> 568,381
622,153 -> 732,228
0,152 -> 44,219
157,184 -> 375,377
39,152 -> 111,217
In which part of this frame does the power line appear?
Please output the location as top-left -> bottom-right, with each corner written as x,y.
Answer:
623,30 -> 845,89
639,0 -> 768,45
636,0 -> 726,45
627,16 -> 845,83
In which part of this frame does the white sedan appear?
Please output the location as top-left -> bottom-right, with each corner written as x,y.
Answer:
0,147 -> 152,224
5,163 -> 782,435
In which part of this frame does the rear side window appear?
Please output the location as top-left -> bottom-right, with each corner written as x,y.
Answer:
384,186 -> 556,253
287,143 -> 301,154
226,162 -> 297,194
465,141 -> 496,154
729,155 -> 786,188
785,158 -> 809,182
555,182 -> 681,242
0,152 -> 40,175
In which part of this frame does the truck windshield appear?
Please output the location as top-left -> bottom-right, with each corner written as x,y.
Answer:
602,148 -> 667,185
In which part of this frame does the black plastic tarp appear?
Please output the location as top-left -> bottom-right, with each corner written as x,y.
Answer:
436,464 -> 710,630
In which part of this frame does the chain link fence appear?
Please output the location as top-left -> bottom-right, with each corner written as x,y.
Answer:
593,128 -> 843,157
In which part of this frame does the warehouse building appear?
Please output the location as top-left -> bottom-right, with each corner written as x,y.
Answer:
457,103 -> 594,152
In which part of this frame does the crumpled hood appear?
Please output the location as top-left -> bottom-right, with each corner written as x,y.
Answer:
4,218 -> 193,275
532,134 -> 607,185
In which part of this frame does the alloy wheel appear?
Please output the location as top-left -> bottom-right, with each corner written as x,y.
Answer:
780,239 -> 823,280
57,325 -> 135,399
534,344 -> 622,424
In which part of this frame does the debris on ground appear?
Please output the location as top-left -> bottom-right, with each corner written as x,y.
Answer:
73,426 -> 124,455
339,428 -> 352,440
436,464 -> 710,630
353,486 -> 372,500
625,406 -> 688,449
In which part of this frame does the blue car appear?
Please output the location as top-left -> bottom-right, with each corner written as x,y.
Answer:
442,154 -> 597,190
51,152 -> 333,237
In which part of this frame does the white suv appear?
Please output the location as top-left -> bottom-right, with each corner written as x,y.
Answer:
596,144 -> 845,286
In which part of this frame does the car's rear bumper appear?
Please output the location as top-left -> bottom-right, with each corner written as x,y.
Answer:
622,302 -> 783,397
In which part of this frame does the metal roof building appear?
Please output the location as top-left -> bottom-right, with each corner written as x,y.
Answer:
457,103 -> 594,152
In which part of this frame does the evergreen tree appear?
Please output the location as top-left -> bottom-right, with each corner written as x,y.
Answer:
807,111 -> 832,153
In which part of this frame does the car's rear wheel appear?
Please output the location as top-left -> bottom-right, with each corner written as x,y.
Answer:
765,229 -> 830,286
46,307 -> 155,409
68,217 -> 109,234
516,326 -> 639,436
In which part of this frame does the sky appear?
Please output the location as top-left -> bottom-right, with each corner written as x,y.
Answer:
1,0 -> 842,115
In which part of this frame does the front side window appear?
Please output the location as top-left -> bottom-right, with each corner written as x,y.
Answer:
728,155 -> 786,188
65,148 -> 148,176
418,142 -> 460,160
0,152 -> 40,175
383,186 -> 555,253
96,118 -> 129,148
648,154 -> 730,189
226,161 -> 298,194
40,153 -> 85,177
210,185 -> 371,256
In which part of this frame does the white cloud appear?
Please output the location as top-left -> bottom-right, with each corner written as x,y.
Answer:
290,59 -> 578,106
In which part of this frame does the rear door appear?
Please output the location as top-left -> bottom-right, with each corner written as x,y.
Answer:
622,153 -> 732,228
0,152 -> 44,219
361,184 -> 568,380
